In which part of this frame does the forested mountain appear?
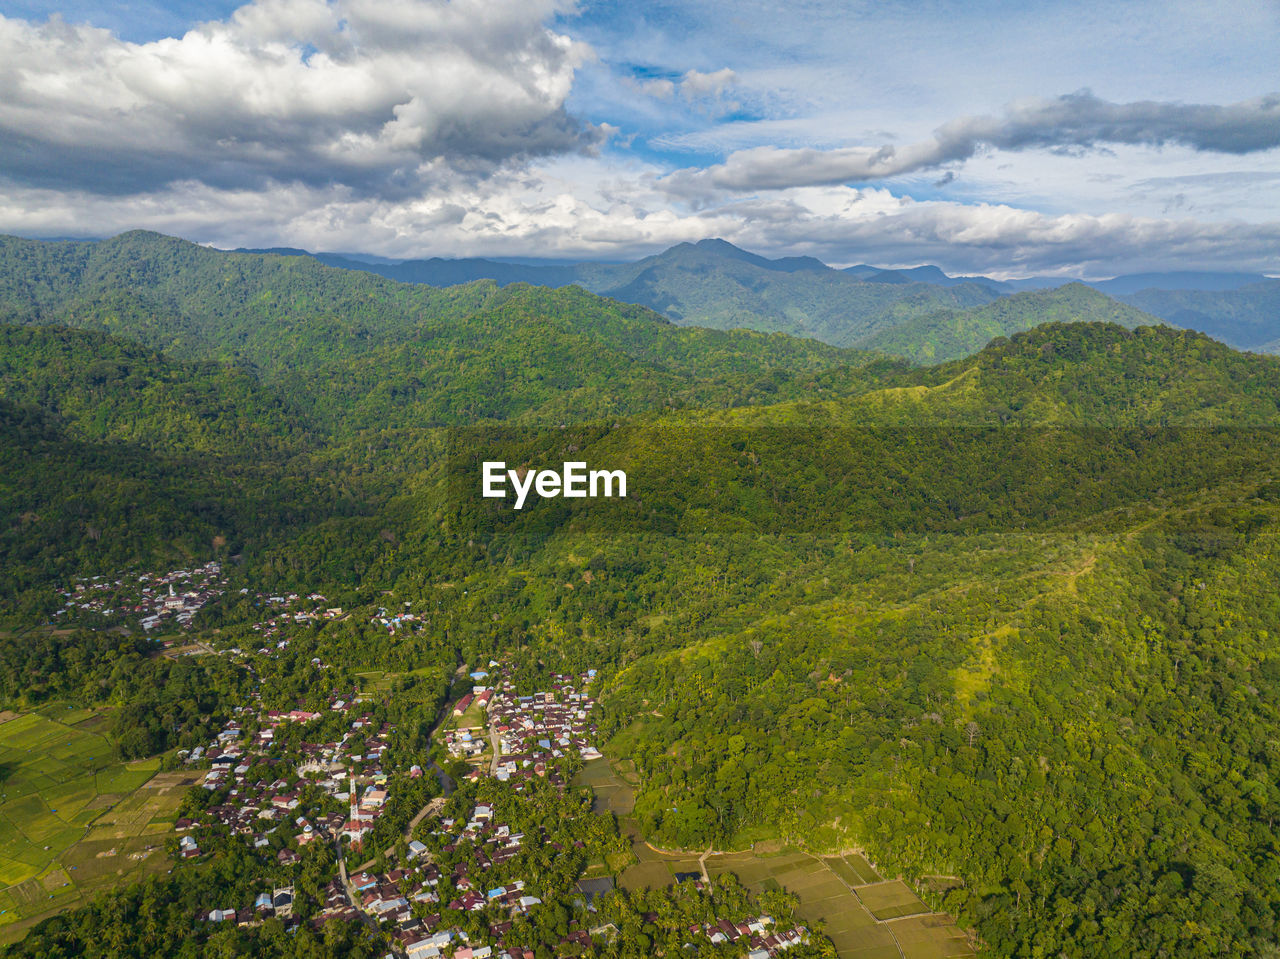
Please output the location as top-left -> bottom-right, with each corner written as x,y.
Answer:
855,284 -> 1164,364
238,236 -> 1279,361
28,231 -> 1276,367
241,237 -> 1005,345
6,232 -> 1280,958
1121,280 -> 1280,353
0,232 -> 884,429
572,239 -> 1001,345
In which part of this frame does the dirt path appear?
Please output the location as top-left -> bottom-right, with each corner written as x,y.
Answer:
489,723 -> 501,775
697,846 -> 714,882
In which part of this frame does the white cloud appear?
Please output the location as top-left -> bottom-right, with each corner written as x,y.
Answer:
0,0 -> 596,195
660,92 -> 1280,196
679,67 -> 737,100
638,78 -> 676,99
4,162 -> 1278,277
0,1 -> 1276,277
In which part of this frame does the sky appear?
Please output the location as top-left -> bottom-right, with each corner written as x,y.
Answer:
0,0 -> 1277,276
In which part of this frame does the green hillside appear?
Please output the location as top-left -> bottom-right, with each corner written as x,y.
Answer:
0,399 -> 253,601
0,325 -> 313,454
0,233 -> 881,430
859,283 -> 1164,363
573,239 -> 1000,345
379,327 -> 1280,957
851,322 -> 1280,425
6,234 -> 1280,958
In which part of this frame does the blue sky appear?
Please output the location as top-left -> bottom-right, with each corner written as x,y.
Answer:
0,0 -> 1276,275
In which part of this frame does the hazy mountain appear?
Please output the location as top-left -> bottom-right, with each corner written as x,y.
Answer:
1092,270 -> 1271,295
857,283 -> 1165,364
1119,280 -> 1280,352
230,238 -> 1280,358
230,237 -> 1003,345
847,263 -> 1010,291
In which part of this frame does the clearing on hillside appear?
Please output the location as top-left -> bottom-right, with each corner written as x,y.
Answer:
574,750 -> 976,959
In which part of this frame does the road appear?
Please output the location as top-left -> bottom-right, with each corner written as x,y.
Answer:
334,835 -> 376,930
345,668 -> 468,874
350,796 -> 447,874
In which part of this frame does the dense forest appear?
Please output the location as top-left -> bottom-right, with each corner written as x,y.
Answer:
5,233 -> 1280,957
268,236 -> 1005,346
859,283 -> 1161,364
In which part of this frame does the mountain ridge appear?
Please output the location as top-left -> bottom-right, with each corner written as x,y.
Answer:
856,283 -> 1168,364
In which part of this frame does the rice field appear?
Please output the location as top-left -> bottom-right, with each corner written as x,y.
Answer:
0,708 -> 196,944
574,755 -> 975,959
705,852 -> 974,959
575,758 -> 636,817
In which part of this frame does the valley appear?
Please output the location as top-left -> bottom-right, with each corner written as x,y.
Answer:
2,234 -> 1280,958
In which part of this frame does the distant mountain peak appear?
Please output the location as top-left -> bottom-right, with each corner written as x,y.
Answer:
693,237 -> 746,254
677,238 -> 829,273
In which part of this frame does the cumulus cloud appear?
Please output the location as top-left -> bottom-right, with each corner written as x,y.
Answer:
661,91 -> 1280,195
4,170 -> 1278,278
727,188 -> 1280,277
0,4 -> 1276,278
0,0 -> 596,195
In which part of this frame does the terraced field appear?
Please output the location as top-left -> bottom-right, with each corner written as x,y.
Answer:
705,851 -> 972,959
0,707 -> 196,944
575,757 -> 975,959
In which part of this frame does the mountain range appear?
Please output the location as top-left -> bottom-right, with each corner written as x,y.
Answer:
237,236 -> 1280,359
6,231 -> 1280,958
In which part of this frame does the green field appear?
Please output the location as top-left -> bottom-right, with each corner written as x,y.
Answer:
573,751 -> 975,959
452,698 -> 487,731
704,852 -> 971,959
575,758 -> 636,817
0,710 -> 195,944
432,685 -> 489,741
856,879 -> 933,921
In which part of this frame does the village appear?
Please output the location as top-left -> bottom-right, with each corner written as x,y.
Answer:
177,688 -> 406,860
246,590 -> 346,640
53,561 -> 228,635
49,562 -> 353,644
175,651 -> 813,958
